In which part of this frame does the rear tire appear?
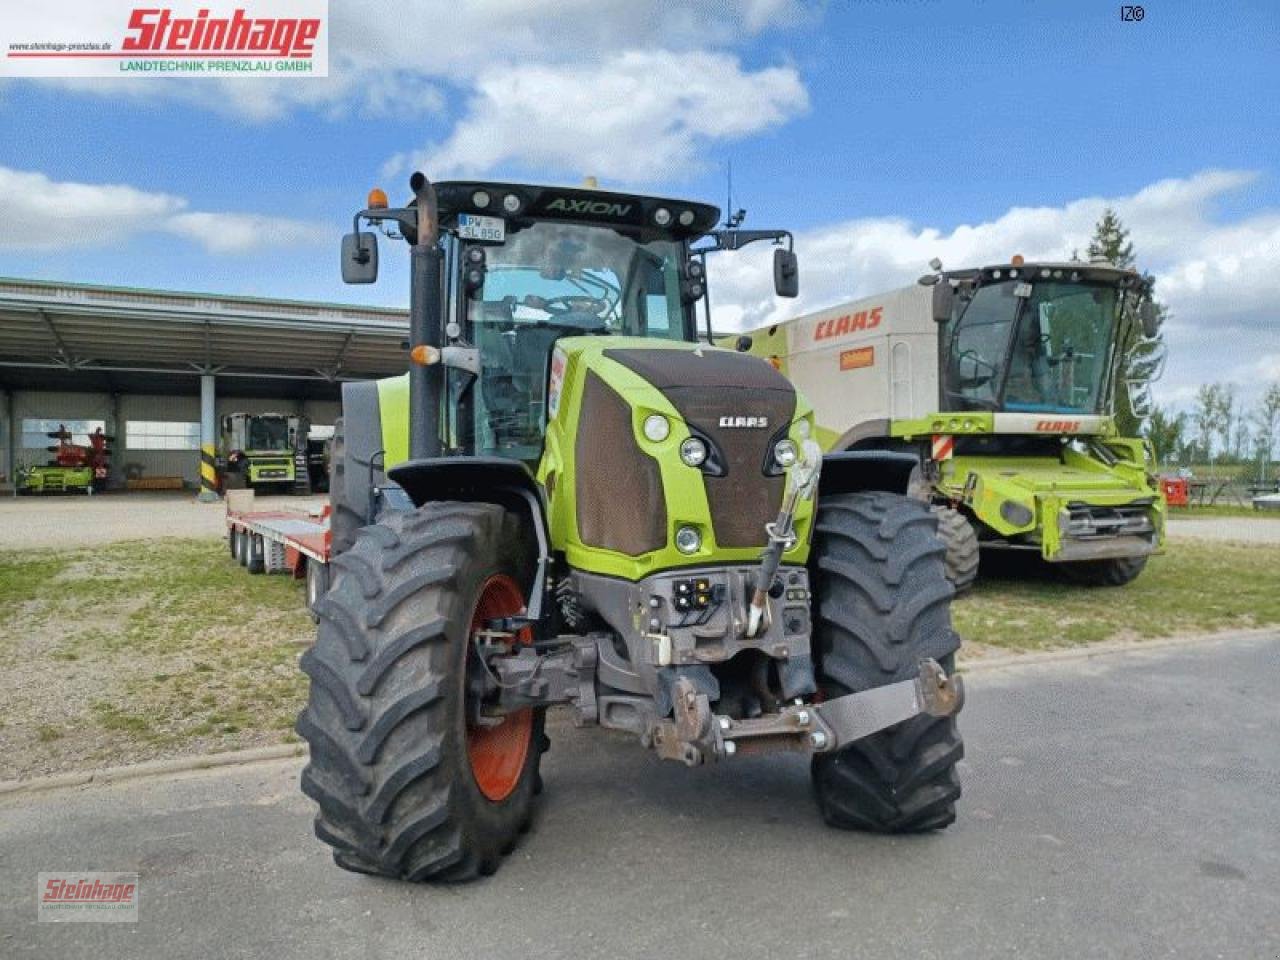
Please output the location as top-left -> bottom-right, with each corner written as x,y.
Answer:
809,491 -> 964,833
1058,555 -> 1148,586
931,505 -> 980,594
297,502 -> 545,882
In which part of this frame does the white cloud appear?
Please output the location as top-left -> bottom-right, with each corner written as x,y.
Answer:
390,50 -> 808,182
165,212 -> 330,254
0,166 -> 329,255
705,169 -> 1280,410
14,1 -> 811,122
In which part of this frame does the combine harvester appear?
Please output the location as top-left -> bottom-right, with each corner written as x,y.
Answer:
219,412 -> 319,494
737,257 -> 1167,589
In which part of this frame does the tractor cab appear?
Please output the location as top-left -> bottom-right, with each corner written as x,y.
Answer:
342,180 -> 798,470
934,260 -> 1162,421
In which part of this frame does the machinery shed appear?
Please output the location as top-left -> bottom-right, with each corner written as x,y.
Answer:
0,277 -> 409,495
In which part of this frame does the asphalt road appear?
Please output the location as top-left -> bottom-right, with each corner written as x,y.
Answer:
1167,515 -> 1280,545
3,633 -> 1277,960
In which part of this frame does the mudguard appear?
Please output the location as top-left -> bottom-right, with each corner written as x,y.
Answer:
818,450 -> 919,498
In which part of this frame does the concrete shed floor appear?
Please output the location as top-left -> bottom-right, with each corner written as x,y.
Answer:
0,491 -> 328,549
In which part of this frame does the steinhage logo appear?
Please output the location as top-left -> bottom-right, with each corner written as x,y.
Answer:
1,1 -> 330,77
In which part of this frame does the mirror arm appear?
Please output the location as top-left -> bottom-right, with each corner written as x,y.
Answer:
696,228 -> 793,255
353,206 -> 420,246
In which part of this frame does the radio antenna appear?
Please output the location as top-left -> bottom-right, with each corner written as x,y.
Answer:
725,159 -> 746,229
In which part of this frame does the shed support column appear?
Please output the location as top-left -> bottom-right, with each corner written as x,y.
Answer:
199,374 -> 219,502
1,389 -> 12,496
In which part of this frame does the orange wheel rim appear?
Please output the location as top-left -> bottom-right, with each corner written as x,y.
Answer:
466,574 -> 534,802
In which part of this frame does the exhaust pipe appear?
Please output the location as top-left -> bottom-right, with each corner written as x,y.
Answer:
408,172 -> 443,462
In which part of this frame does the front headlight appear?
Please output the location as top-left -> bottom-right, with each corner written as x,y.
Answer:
674,525 -> 702,554
680,437 -> 708,467
642,414 -> 670,443
773,438 -> 798,468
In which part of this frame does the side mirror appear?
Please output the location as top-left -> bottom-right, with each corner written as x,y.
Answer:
1139,298 -> 1160,339
931,280 -> 955,323
773,248 -> 799,298
341,231 -> 378,284
735,335 -> 753,353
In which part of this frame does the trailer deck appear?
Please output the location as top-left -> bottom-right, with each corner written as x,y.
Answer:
225,490 -> 330,613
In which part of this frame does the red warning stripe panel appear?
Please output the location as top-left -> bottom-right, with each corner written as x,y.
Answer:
931,435 -> 954,461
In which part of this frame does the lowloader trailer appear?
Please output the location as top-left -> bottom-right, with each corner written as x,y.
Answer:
293,174 -> 966,882
736,258 -> 1167,590
226,491 -> 332,617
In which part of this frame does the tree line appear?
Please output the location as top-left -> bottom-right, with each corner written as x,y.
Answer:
1146,383 -> 1280,470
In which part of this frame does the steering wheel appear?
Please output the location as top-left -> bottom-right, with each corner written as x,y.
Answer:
957,350 -> 997,389
524,294 -> 611,332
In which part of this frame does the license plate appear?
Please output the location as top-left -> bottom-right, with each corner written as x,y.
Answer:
457,213 -> 505,242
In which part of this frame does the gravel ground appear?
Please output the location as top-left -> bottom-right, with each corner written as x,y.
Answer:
1166,515 -> 1280,544
0,491 -> 329,549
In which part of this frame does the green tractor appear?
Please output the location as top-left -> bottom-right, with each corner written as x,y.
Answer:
219,412 -> 312,493
297,175 -> 965,882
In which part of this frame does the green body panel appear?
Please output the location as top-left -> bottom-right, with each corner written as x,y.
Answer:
245,455 -> 296,484
374,338 -> 816,582
18,465 -> 92,493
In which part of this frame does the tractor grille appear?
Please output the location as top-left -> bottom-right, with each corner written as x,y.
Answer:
605,349 -> 797,550
575,371 -> 667,556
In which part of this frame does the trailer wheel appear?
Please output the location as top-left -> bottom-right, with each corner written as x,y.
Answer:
809,491 -> 964,833
1058,555 -> 1148,587
229,528 -> 239,561
305,559 -> 329,622
297,502 -> 545,882
237,528 -> 250,567
931,505 -> 979,594
247,534 -> 266,574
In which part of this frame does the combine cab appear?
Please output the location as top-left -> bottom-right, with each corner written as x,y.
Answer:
737,259 -> 1166,589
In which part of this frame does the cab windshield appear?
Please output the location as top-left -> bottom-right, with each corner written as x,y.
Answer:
462,220 -> 689,462
943,280 -> 1121,415
247,417 -> 291,451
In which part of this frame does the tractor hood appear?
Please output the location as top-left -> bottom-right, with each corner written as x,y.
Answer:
540,337 -> 815,579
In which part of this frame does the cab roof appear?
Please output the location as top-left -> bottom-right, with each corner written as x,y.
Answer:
430,180 -> 721,241
947,260 -> 1150,290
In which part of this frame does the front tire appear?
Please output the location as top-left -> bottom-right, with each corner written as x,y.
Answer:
809,491 -> 964,833
297,502 -> 545,882
1059,555 -> 1148,586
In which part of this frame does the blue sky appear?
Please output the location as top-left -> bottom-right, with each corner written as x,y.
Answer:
1,0 -> 1278,410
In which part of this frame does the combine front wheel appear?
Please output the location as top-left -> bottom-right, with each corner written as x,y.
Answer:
931,505 -> 979,594
1059,555 -> 1148,586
